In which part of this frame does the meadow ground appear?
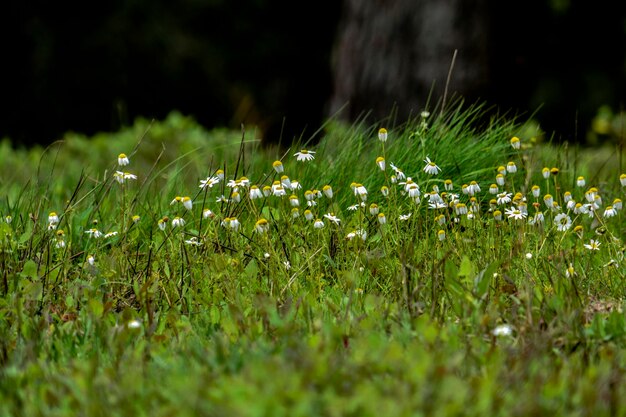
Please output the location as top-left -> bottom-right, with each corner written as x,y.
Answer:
1,107 -> 625,416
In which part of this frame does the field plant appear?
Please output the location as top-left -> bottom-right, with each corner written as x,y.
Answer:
1,107 -> 626,416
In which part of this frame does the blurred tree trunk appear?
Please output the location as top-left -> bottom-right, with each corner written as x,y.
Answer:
330,0 -> 490,122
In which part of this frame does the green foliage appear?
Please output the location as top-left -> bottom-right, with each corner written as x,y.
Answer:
1,108 -> 626,415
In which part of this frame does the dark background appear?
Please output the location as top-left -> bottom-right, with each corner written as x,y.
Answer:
1,0 -> 625,145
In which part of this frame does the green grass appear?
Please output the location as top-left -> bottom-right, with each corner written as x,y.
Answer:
1,107 -> 626,416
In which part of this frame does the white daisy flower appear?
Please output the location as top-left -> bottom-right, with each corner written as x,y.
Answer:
530,212 -> 544,226
280,175 -> 292,190
390,163 -> 406,180
492,324 -> 513,337
574,203 -> 587,215
85,228 -> 102,238
226,179 -> 240,190
407,184 -> 420,198
353,184 -> 367,200
378,128 -> 388,142
428,202 -> 447,210
323,213 -> 341,225
510,137 -> 521,150
48,212 -> 59,225
272,160 -> 284,173
531,186 -> 541,198
584,239 -> 601,251
506,162 -> 517,174
423,157 -> 441,175
323,185 -> 333,199
255,219 -> 269,234
566,200 -> 576,211
563,191 -> 572,203
249,185 -> 263,200
273,186 -> 287,197
543,194 -> 554,209
505,207 -> 526,220
294,149 -> 315,162
376,156 -> 386,171
158,217 -> 168,231
454,203 -> 467,216
496,192 -> 512,205
199,176 -> 220,189
113,171 -> 126,184
346,229 -> 367,241
118,153 -> 129,166
468,181 -> 481,196
554,213 -> 572,231
184,237 -> 203,246
604,206 -> 617,218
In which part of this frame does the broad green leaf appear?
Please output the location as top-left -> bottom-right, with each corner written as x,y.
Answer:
458,256 -> 474,279
18,226 -> 33,244
89,299 -> 104,317
21,259 -> 38,279
244,259 -> 259,278
474,261 -> 499,298
444,259 -> 464,316
261,206 -> 280,221
0,222 -> 12,237
22,281 -> 43,301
